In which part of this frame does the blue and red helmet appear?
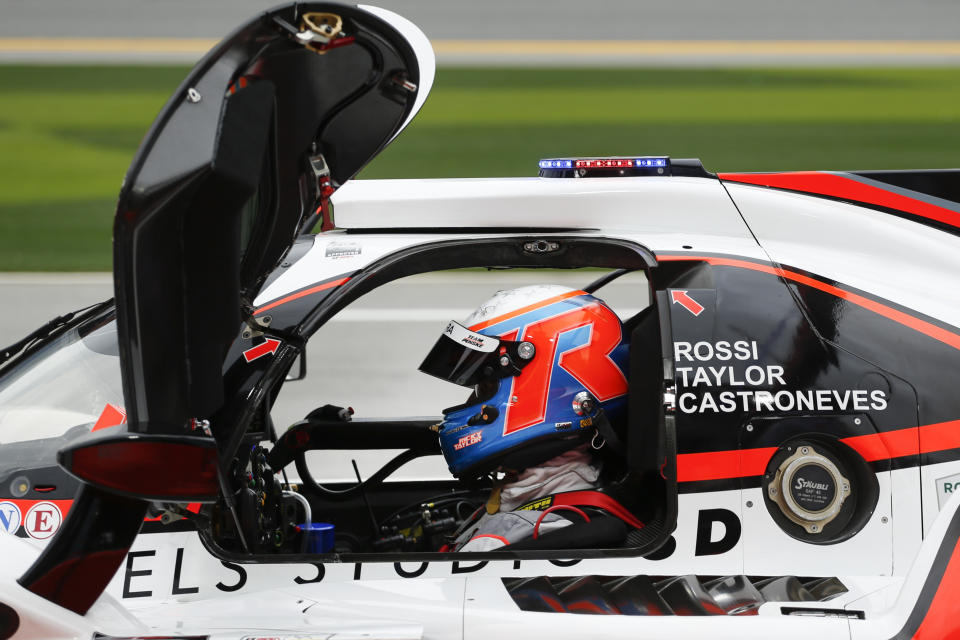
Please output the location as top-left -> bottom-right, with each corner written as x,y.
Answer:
419,285 -> 629,479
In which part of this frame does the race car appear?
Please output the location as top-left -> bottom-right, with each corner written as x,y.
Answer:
1,2 -> 960,638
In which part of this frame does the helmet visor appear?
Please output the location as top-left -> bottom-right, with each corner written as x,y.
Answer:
419,321 -> 505,387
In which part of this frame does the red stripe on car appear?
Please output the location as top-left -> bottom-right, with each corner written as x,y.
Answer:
718,171 -> 960,229
677,420 -> 960,483
253,277 -> 350,315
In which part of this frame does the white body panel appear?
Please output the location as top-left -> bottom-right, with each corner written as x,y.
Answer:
0,534 -> 146,640
21,490 -> 960,639
254,233 -> 445,306
260,173 -> 771,309
358,4 -> 436,145
463,575 -> 851,640
920,458 -> 960,534
727,182 -> 960,328
332,176 -> 758,248
741,473 -> 894,576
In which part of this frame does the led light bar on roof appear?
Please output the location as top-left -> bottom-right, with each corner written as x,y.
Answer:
538,156 -> 673,178
576,158 -> 634,169
538,159 -> 574,169
637,158 -> 668,167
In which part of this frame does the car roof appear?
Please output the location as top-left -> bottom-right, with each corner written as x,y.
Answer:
332,176 -> 751,241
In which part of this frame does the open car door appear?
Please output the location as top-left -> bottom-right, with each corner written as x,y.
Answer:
20,1 -> 434,615
114,2 -> 433,436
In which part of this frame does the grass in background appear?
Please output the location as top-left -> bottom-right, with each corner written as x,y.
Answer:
0,66 -> 958,270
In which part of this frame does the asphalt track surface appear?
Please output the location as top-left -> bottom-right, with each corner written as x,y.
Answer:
1,0 -> 960,65
0,271 -> 649,480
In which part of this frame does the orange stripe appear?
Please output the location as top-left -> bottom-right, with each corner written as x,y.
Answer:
841,428 -> 920,462
908,535 -> 960,638
6,499 -> 73,514
469,290 -> 586,332
657,255 -> 960,351
254,277 -> 349,315
676,447 -> 777,483
677,421 -> 960,484
918,420 -> 960,454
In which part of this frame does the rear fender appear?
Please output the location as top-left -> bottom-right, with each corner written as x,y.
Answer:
850,487 -> 960,638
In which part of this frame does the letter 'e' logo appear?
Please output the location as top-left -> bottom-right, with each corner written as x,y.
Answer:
24,502 -> 62,540
0,501 -> 21,534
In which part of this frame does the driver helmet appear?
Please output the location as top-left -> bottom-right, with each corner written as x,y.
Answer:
419,285 -> 629,479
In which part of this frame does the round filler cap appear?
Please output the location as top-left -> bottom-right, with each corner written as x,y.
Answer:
768,445 -> 851,534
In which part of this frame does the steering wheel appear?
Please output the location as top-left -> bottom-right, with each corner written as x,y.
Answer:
266,412 -> 442,500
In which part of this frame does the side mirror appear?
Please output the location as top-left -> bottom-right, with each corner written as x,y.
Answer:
286,352 -> 307,381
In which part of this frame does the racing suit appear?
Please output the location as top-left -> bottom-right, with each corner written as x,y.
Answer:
452,445 -> 601,552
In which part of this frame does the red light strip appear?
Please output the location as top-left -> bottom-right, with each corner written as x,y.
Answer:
574,159 -> 634,169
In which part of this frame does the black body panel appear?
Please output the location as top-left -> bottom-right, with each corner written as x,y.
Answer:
853,169 -> 960,205
657,260 -> 919,456
19,486 -> 147,615
113,2 -> 424,435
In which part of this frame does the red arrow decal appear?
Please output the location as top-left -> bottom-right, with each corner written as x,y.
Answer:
92,403 -> 127,432
243,338 -> 281,363
670,290 -> 704,316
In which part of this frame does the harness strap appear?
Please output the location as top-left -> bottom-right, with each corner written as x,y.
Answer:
549,490 -> 645,530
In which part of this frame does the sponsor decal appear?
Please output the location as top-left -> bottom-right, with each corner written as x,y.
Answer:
796,477 -> 830,491
324,242 -> 362,259
0,501 -> 21,534
444,321 -> 496,352
694,508 -> 741,556
554,421 -> 573,431
453,432 -> 482,451
461,334 -> 486,349
673,339 -> 889,414
936,472 -> 960,508
789,464 -> 837,512
119,542 -> 582,598
24,501 -> 62,539
517,496 -> 554,512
